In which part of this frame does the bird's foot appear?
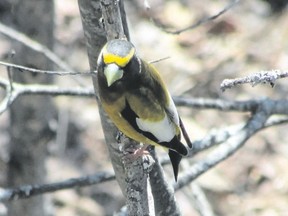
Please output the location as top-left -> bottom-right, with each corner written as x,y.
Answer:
124,144 -> 150,160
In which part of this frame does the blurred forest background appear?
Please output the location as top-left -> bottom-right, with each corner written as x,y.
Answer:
0,0 -> 288,215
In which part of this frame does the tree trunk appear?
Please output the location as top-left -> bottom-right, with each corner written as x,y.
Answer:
3,0 -> 56,216
78,1 -> 180,215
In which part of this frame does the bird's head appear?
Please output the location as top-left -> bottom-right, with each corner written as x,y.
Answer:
97,39 -> 137,87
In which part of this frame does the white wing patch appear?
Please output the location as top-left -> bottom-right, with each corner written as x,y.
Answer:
136,113 -> 176,142
136,92 -> 180,143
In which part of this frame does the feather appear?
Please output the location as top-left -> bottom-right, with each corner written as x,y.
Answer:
168,150 -> 182,181
97,39 -> 193,181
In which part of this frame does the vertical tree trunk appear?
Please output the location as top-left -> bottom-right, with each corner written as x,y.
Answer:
78,0 -> 127,195
78,1 -> 181,215
3,0 -> 55,216
78,1 -> 155,215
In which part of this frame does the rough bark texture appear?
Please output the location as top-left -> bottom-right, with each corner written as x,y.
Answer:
77,0 -> 128,193
2,0 -> 55,215
78,0 -> 155,215
150,152 -> 181,216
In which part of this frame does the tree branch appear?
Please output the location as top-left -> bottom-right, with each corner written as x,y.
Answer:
0,114 -> 286,202
161,114 -> 288,167
0,78 -> 95,115
1,73 -> 288,116
0,61 -> 95,76
189,183 -> 215,216
173,96 -> 259,112
0,22 -> 74,73
175,97 -> 288,115
153,0 -> 240,35
0,172 -> 115,202
149,151 -> 181,216
220,69 -> 288,91
175,101 -> 273,190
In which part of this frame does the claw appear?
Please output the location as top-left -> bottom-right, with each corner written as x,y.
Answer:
124,144 -> 150,160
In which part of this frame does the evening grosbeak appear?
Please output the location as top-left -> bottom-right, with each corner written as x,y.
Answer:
97,39 -> 192,181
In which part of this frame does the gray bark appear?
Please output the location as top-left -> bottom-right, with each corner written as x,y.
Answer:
78,0 -> 155,215
150,152 -> 181,216
77,0 -> 128,194
2,0 -> 56,216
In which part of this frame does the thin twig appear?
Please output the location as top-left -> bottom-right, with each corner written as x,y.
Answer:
154,0 -> 240,35
0,22 -> 90,87
148,56 -> 170,64
180,159 -> 216,216
0,22 -> 74,73
0,61 -> 95,76
159,122 -> 245,167
220,69 -> 288,91
265,116 -> 288,127
189,183 -> 215,216
7,52 -> 15,91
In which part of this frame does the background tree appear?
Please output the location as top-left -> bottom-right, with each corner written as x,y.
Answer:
1,0 -> 56,216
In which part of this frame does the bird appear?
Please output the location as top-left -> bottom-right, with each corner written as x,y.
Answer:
97,39 -> 192,181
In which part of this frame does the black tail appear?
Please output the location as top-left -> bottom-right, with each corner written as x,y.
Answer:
169,136 -> 188,156
159,136 -> 188,181
169,150 -> 182,181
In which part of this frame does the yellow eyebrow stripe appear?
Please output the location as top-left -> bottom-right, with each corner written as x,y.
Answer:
103,47 -> 135,67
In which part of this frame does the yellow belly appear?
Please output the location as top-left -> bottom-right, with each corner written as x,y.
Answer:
101,97 -> 161,147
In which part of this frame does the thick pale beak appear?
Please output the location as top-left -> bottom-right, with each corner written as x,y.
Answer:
104,63 -> 123,87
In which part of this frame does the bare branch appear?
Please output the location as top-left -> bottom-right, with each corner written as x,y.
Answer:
159,122 -> 245,168
0,22 -> 74,72
149,151 -> 181,216
0,114 -> 286,201
265,116 -> 288,127
191,123 -> 244,154
0,172 -> 115,202
1,74 -> 288,116
0,78 -> 95,115
154,0 -> 240,35
175,105 -> 270,190
148,56 -> 170,64
6,54 -> 14,91
3,64 -> 287,115
174,97 -> 288,115
220,69 -> 288,91
149,113 -> 288,171
189,183 -> 215,216
0,92 -> 17,115
173,96 -> 258,112
0,61 -> 95,76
